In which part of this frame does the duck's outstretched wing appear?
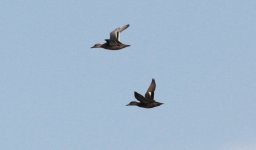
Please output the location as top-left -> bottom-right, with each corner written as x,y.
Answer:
110,24 -> 129,41
134,91 -> 149,104
145,78 -> 156,100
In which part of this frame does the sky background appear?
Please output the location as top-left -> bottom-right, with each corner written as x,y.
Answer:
0,0 -> 256,150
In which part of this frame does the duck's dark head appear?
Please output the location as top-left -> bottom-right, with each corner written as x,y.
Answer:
91,43 -> 102,48
126,101 -> 140,106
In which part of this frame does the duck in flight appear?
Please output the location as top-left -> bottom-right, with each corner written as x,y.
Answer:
126,79 -> 163,108
91,24 -> 130,50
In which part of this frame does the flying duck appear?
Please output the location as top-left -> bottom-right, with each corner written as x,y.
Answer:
126,79 -> 163,108
91,24 -> 130,50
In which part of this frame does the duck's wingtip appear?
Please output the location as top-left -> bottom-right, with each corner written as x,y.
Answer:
123,24 -> 130,28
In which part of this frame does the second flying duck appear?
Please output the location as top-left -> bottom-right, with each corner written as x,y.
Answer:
126,79 -> 163,108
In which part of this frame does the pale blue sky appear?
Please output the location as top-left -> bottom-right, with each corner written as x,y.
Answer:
0,0 -> 256,150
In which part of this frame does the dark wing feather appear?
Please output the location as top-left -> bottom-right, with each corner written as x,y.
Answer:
105,39 -> 120,46
134,91 -> 149,104
145,79 -> 156,100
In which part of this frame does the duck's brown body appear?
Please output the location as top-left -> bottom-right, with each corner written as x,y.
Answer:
91,41 -> 130,50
